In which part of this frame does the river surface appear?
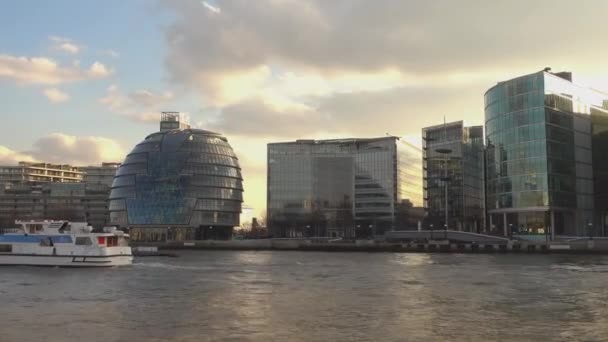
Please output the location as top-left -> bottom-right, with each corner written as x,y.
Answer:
1,251 -> 608,341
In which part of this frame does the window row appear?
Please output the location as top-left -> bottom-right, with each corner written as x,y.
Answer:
122,153 -> 148,165
180,141 -> 236,157
181,164 -> 242,179
485,74 -> 542,106
116,163 -> 148,176
486,107 -> 545,134
488,174 -> 547,193
190,211 -> 239,226
112,175 -> 136,187
487,157 -> 548,178
486,91 -> 544,118
488,190 -> 549,209
487,123 -> 546,145
182,187 -> 243,201
195,199 -> 242,212
188,176 -> 243,190
188,154 -> 240,168
487,140 -> 547,162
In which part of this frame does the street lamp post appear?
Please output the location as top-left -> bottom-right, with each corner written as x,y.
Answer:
430,223 -> 434,240
588,221 -> 593,240
435,118 -> 453,234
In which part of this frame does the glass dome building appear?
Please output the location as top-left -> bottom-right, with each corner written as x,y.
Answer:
109,125 -> 243,241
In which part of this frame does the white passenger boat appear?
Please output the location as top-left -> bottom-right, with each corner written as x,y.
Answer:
0,220 -> 132,267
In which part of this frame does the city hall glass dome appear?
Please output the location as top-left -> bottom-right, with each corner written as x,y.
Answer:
109,128 -> 243,241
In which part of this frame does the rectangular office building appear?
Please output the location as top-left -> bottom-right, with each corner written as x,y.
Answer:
267,137 -> 423,238
422,121 -> 485,232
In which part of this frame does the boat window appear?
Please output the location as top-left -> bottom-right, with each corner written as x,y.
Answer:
0,244 -> 11,252
97,236 -> 106,245
107,236 -> 118,247
75,237 -> 92,246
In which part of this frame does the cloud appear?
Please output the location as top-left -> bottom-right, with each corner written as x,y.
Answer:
0,146 -> 36,165
161,0 -> 608,135
27,133 -> 125,165
163,0 -> 608,78
129,89 -> 174,107
100,85 -> 175,123
49,36 -> 81,54
158,0 -> 608,216
43,87 -> 70,103
202,1 -> 221,14
0,54 -> 112,85
0,134 -> 125,166
205,98 -> 325,137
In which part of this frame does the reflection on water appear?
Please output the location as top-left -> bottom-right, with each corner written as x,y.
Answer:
1,252 -> 608,341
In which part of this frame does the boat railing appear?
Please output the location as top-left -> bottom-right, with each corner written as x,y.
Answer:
0,228 -> 23,234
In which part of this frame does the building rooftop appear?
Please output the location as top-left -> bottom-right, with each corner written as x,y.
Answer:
269,136 -> 400,146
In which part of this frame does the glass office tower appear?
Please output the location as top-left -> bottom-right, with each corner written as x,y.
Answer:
422,121 -> 485,232
485,69 -> 608,238
267,137 -> 423,238
109,126 -> 243,241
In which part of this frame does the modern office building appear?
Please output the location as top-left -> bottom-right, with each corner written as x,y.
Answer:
109,113 -> 243,241
485,68 -> 608,238
267,137 -> 423,238
422,121 -> 485,232
0,163 -> 118,229
0,162 -> 83,183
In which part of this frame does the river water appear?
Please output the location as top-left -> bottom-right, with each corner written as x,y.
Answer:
1,251 -> 608,341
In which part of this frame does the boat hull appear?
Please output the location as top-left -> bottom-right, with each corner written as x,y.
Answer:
0,254 -> 133,267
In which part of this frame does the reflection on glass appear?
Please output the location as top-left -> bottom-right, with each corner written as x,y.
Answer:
267,137 -> 423,238
422,121 -> 485,232
485,70 -> 608,236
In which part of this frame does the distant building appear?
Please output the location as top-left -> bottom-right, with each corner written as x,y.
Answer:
485,69 -> 608,237
81,162 -> 121,186
0,162 -> 119,229
422,121 -> 485,232
267,137 -> 423,238
0,162 -> 83,183
109,113 -> 243,241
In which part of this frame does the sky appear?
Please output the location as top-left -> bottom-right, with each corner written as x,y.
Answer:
1,0 -> 608,220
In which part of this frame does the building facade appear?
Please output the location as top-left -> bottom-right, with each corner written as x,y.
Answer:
109,115 -> 243,241
485,69 -> 608,238
0,162 -> 83,183
267,137 -> 423,238
422,121 -> 485,232
81,162 -> 120,186
0,163 -> 118,229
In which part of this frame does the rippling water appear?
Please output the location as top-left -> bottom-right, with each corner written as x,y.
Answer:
2,251 -> 608,341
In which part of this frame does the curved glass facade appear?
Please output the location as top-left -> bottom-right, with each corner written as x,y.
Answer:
109,129 -> 243,240
485,70 -> 608,237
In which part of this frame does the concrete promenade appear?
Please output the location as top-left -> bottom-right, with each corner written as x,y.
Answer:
132,237 -> 608,255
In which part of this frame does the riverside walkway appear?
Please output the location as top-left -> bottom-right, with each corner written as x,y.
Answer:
132,230 -> 608,255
